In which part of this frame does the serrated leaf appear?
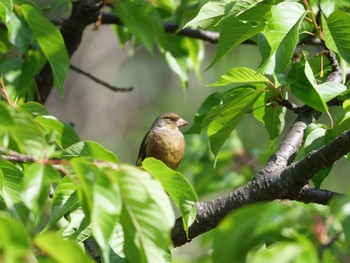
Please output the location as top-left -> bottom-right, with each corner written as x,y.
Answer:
21,163 -> 59,223
142,158 -> 197,236
0,0 -> 12,23
19,102 -> 49,117
46,176 -> 79,230
289,62 -> 328,112
0,102 -> 14,129
207,16 -> 265,69
62,141 -> 118,163
115,165 -> 174,263
185,92 -> 222,134
0,159 -> 29,223
114,2 -> 164,55
316,82 -> 346,102
36,115 -> 80,149
323,11 -> 350,63
260,2 -> 306,73
206,86 -> 263,156
303,127 -> 332,188
92,169 -> 121,259
21,4 -> 69,96
0,212 -> 32,262
213,202 -> 315,262
7,12 -> 32,53
35,232 -> 94,263
253,91 -> 286,142
10,108 -> 47,158
210,67 -> 270,86
184,0 -> 228,29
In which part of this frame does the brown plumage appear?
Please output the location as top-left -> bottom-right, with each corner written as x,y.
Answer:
136,112 -> 188,170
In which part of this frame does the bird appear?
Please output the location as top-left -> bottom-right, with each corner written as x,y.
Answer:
136,112 -> 189,170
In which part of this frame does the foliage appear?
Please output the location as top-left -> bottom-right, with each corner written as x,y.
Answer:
0,0 -> 350,262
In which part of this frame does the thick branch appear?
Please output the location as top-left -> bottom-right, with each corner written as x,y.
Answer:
35,0 -> 103,102
292,185 -> 343,205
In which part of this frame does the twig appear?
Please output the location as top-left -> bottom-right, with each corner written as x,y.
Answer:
0,146 -> 37,163
70,65 -> 133,92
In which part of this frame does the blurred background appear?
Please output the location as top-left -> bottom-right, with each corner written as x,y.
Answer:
45,24 -> 350,261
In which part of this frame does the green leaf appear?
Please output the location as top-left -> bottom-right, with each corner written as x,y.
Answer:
71,159 -> 97,215
316,82 -> 346,102
19,102 -> 49,117
208,3 -> 269,68
46,176 -> 79,230
184,0 -> 228,29
212,202 -> 315,262
21,4 -> 70,96
206,86 -> 263,156
7,12 -> 32,53
253,91 -> 286,142
185,92 -> 222,134
260,2 -> 306,73
303,127 -> 332,188
289,62 -> 328,112
0,159 -> 29,223
62,141 -> 118,163
0,102 -> 14,129
329,111 -> 350,139
323,11 -> 350,63
21,163 -> 60,223
330,196 -> 350,245
5,98 -> 47,158
35,232 -> 94,263
91,169 -> 121,259
114,165 -> 174,263
114,2 -> 164,55
210,67 -> 270,86
142,158 -> 197,236
0,212 -> 32,262
36,116 -> 80,149
0,0 -> 12,23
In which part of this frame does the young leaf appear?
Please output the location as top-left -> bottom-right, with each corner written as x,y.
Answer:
19,102 -> 49,117
62,141 -> 118,163
260,2 -> 306,73
35,232 -> 95,262
21,4 -> 70,96
303,127 -> 332,188
213,202 -> 316,262
91,169 -> 122,260
142,157 -> 197,235
113,165 -> 174,263
21,163 -> 60,223
184,0 -> 227,29
0,0 -> 12,23
0,213 -> 32,262
316,82 -> 346,102
185,92 -> 222,134
114,1 -> 164,55
35,115 -> 80,149
206,86 -> 263,156
45,176 -> 79,230
289,62 -> 328,112
253,91 -> 286,142
323,11 -> 350,63
210,67 -> 270,86
0,159 -> 29,224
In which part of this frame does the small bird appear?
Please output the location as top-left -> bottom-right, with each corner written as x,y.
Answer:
136,112 -> 189,170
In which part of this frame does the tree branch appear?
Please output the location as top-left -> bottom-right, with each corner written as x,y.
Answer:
292,185 -> 343,205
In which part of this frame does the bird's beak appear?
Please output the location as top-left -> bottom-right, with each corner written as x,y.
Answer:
176,118 -> 189,127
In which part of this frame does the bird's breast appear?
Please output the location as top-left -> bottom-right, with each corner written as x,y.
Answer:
147,130 -> 185,169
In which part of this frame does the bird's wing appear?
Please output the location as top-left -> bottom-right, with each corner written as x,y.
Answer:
136,130 -> 152,166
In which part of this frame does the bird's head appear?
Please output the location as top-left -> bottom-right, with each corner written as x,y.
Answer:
152,112 -> 189,130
